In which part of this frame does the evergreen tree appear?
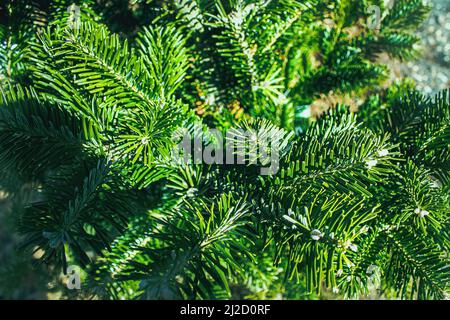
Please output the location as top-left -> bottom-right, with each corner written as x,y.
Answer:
0,0 -> 448,300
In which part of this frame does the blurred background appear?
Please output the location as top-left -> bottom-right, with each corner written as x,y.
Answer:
400,0 -> 450,94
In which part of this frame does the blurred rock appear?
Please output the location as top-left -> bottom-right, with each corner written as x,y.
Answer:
400,0 -> 450,95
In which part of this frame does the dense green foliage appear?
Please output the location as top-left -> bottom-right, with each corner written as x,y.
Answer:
0,0 -> 448,300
